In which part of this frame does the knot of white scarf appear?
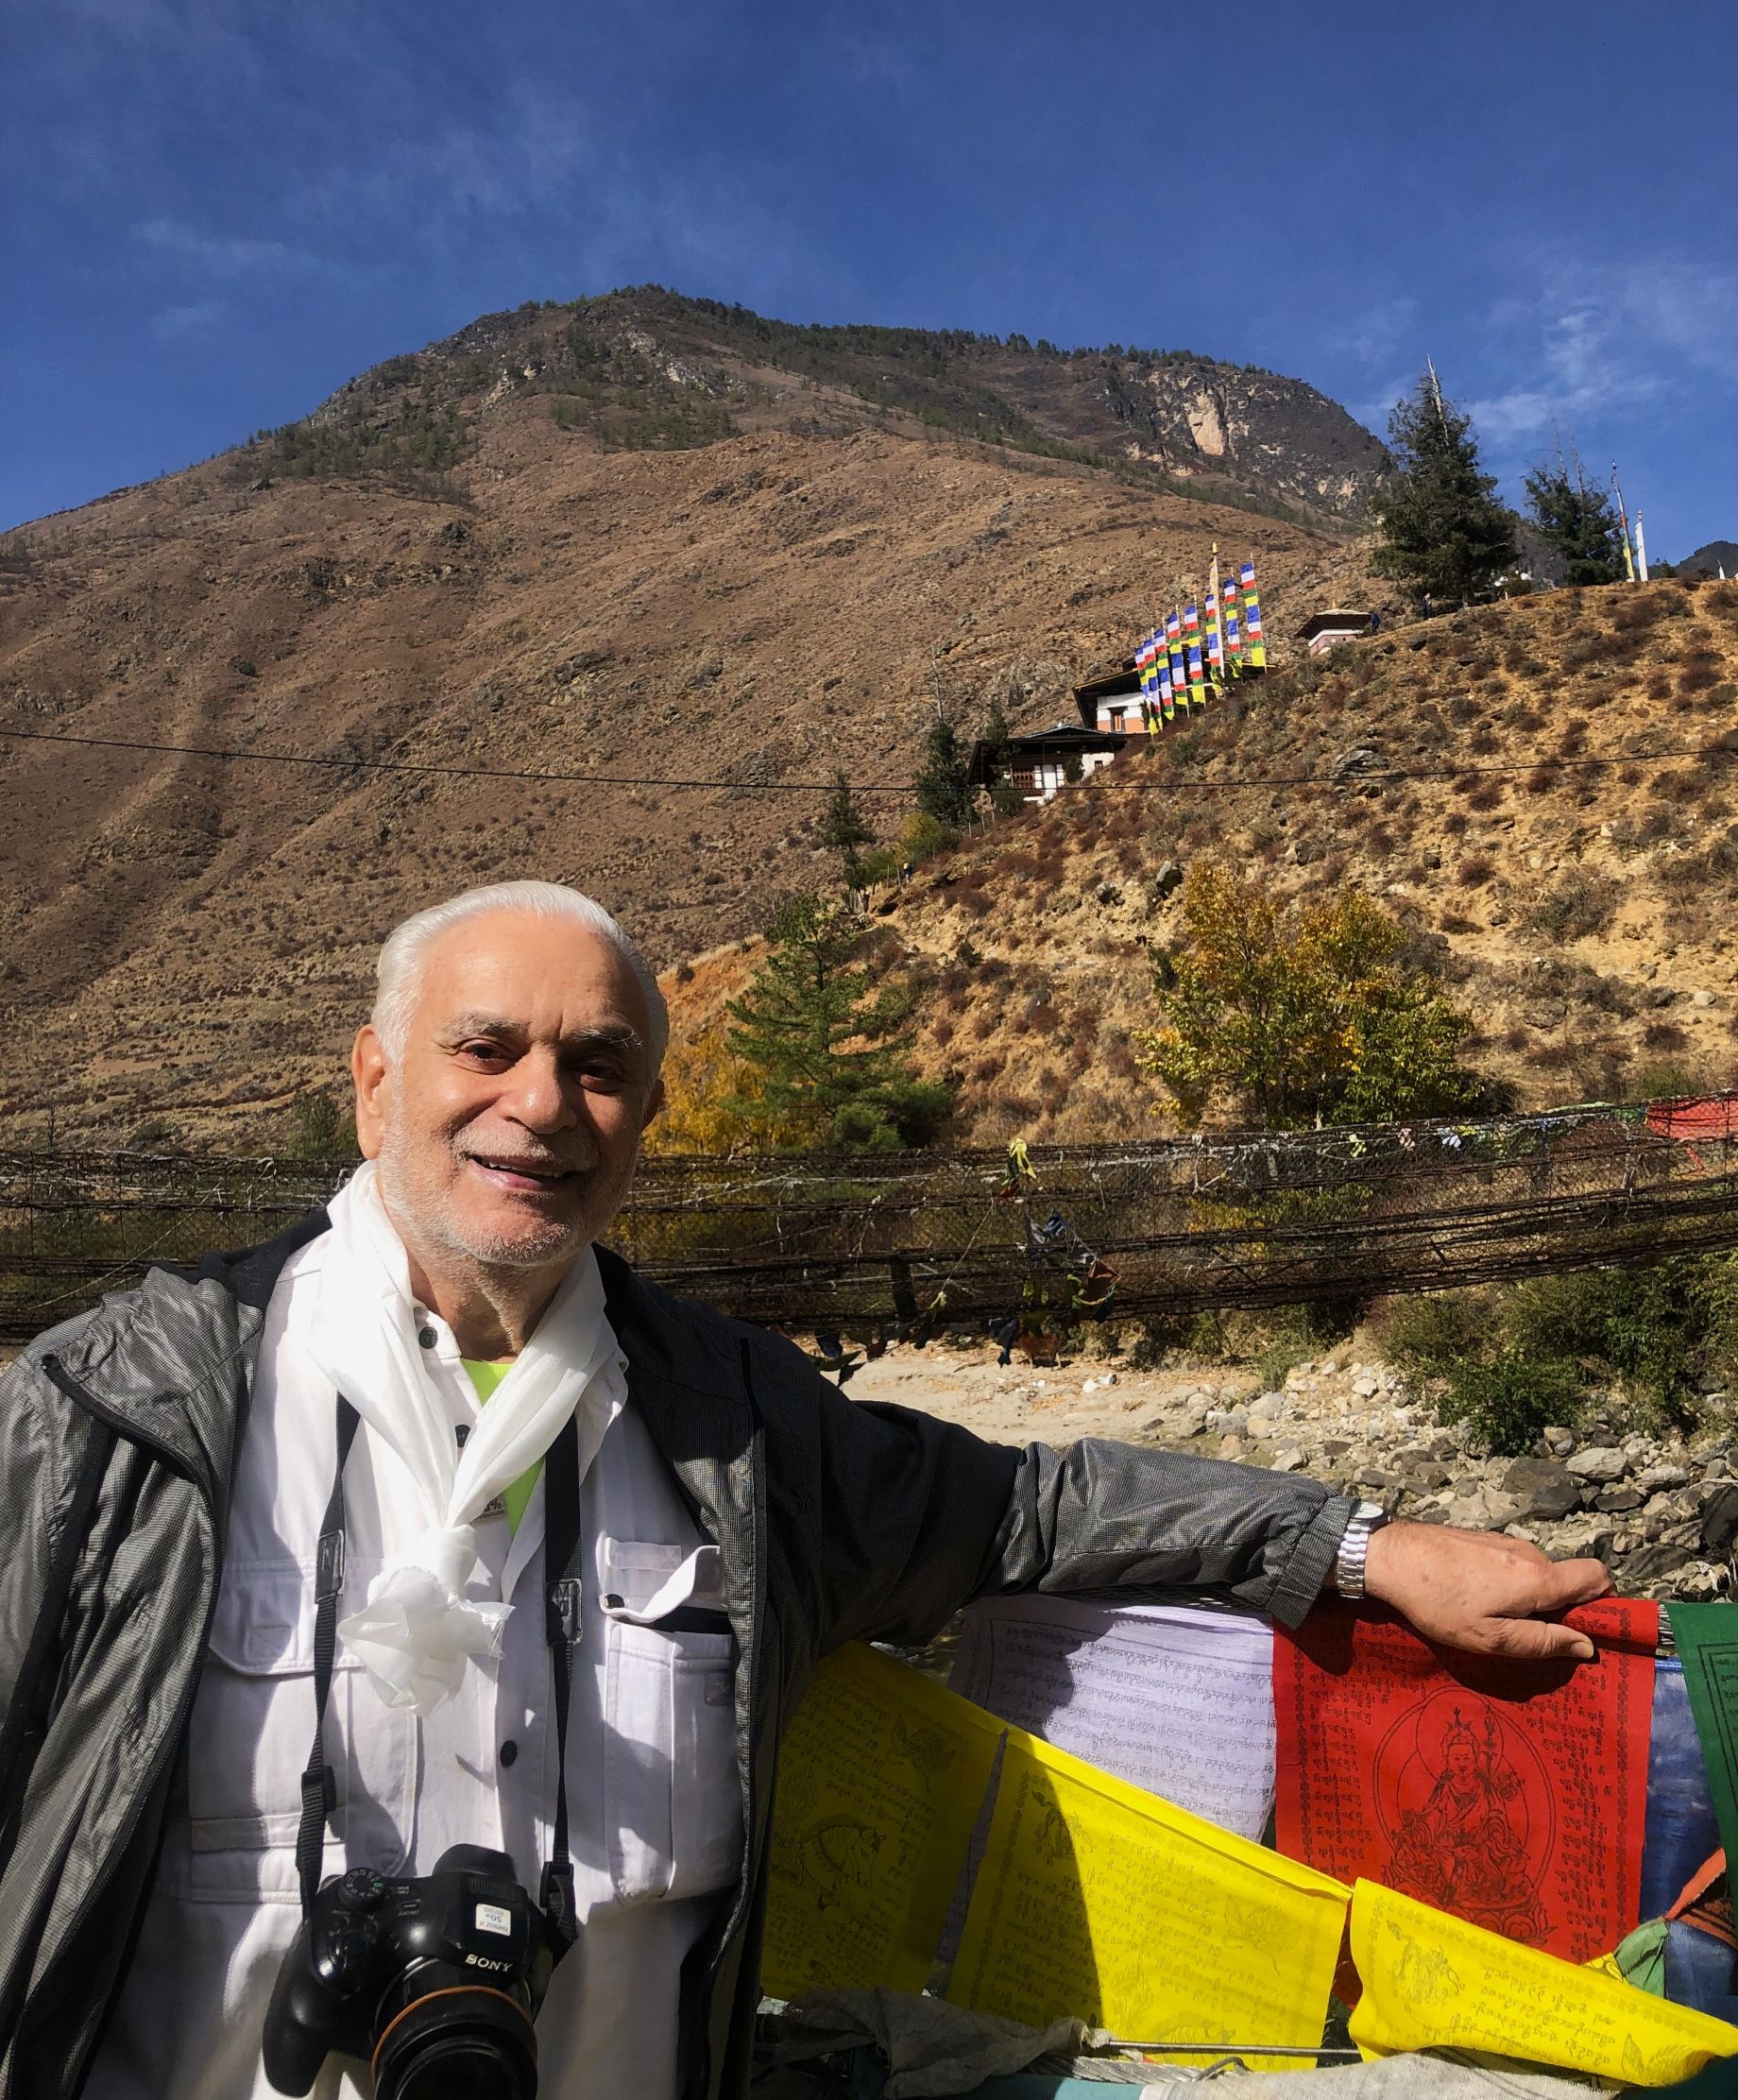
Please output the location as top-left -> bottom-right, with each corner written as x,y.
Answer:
310,1163 -> 625,1715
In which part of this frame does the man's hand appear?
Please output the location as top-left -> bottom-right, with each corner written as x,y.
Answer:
1363,1520 -> 1616,1661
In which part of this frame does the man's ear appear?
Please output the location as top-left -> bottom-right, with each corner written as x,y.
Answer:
352,1026 -> 391,1159
640,1074 -> 667,1132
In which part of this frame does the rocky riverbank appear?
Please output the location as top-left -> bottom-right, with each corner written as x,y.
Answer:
846,1340 -> 1734,1602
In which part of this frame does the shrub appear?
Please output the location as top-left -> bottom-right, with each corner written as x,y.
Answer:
1456,856 -> 1494,886
1523,874 -> 1620,943
283,1089 -> 358,1160
1440,1349 -> 1587,1456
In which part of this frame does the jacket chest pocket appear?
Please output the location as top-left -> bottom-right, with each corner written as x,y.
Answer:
180,1559 -> 418,1904
604,1616 -> 741,1908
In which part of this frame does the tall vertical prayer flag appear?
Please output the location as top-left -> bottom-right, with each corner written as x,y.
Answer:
1184,602 -> 1204,707
1273,1598 -> 1658,1967
1223,578 -> 1242,671
1240,558 -> 1267,669
1204,552 -> 1224,689
1165,613 -> 1184,720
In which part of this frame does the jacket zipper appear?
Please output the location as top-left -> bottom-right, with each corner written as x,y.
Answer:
694,1362 -> 770,2100
28,1355 -> 223,2091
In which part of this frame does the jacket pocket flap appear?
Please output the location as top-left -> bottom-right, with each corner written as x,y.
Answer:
208,1559 -> 376,1675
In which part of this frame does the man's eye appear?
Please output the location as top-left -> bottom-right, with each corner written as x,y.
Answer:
458,1041 -> 512,1063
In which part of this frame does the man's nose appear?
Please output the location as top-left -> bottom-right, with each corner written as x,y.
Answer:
500,1050 -> 578,1132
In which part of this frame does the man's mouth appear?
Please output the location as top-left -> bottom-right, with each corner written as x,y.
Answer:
465,1154 -> 582,1194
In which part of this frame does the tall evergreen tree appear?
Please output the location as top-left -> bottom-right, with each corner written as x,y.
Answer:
1371,368 -> 1517,607
979,698 -> 1024,818
914,714 -> 972,829
724,894 -> 951,1150
817,767 -> 877,889
1523,460 -> 1627,585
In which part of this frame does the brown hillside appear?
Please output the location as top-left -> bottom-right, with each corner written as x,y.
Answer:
662,581 -> 1738,1147
0,377 -> 1357,1148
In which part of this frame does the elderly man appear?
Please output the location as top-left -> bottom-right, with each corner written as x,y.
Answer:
0,880 -> 1611,2100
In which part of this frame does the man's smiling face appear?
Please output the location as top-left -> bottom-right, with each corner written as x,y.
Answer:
353,909 -> 663,1276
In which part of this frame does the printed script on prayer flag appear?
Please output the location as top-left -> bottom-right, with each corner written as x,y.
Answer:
1273,1597 -> 1658,1966
948,1596 -> 1276,1840
949,1729 -> 1349,2071
759,1643 -> 1004,2001
1348,1879 -> 1738,2084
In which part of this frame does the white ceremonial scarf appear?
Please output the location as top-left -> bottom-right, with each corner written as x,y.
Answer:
310,1162 -> 627,1714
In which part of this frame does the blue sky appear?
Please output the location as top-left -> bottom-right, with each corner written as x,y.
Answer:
7,0 -> 1735,555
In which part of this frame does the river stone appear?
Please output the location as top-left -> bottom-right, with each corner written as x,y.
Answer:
1565,1446 -> 1629,1483
1637,1464 -> 1691,1494
1595,1485 -> 1644,1513
1700,1484 -> 1738,1555
1248,1391 -> 1285,1421
1627,1542 -> 1694,1583
1501,1457 -> 1583,1521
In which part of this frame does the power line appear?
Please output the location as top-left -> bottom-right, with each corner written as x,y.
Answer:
0,722 -> 1730,798
0,726 -> 913,795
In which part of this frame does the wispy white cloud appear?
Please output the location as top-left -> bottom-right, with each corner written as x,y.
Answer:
134,215 -> 313,279
1464,251 -> 1738,464
1331,295 -> 1420,368
150,297 -> 226,338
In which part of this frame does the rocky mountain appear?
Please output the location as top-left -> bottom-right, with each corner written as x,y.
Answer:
299,285 -> 1389,523
0,284 -> 1386,1150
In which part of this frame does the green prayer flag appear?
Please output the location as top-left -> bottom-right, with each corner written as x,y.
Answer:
1611,1915 -> 1670,1997
1666,1601 -> 1738,1869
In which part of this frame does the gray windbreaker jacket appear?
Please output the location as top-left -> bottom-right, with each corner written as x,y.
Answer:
0,1211 -> 1354,2099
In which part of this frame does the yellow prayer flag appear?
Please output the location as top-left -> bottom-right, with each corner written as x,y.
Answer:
1350,1880 -> 1738,2085
949,1730 -> 1350,2070
760,1644 -> 1005,2001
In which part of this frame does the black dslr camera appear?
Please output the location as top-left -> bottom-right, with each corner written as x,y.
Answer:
263,1846 -> 559,2099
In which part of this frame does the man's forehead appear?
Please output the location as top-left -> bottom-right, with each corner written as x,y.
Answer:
415,912 -> 646,1025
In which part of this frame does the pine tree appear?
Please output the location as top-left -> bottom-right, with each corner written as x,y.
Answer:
914,714 -> 972,830
817,768 -> 877,889
1523,460 -> 1627,586
980,699 -> 1023,818
724,895 -> 952,1150
1371,368 -> 1517,608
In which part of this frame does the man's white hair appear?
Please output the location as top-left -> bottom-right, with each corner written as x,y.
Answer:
371,881 -> 669,1081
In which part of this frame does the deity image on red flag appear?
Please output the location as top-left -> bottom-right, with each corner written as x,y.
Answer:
1272,1597 -> 1658,1967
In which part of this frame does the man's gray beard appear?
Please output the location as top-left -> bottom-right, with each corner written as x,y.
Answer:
376,1121 -> 609,1273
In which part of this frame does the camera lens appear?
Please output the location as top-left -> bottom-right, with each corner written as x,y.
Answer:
371,1968 -> 537,2100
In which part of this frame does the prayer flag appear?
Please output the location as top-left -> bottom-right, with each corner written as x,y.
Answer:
1272,1598 -> 1658,1966
1644,1657 -> 1724,1922
1666,1603 -> 1738,1875
761,1643 -> 1005,1999
1241,558 -> 1267,669
1349,1880 -> 1738,2084
1183,603 -> 1204,708
1204,554 -> 1224,689
950,1727 -> 1350,2070
1165,613 -> 1183,722
1222,578 -> 1242,671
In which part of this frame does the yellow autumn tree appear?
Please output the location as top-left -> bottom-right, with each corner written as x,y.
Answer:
642,1018 -> 812,1156
1134,862 -> 1478,1130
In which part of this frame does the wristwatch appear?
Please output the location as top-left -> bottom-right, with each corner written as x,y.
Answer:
1335,1500 -> 1390,1600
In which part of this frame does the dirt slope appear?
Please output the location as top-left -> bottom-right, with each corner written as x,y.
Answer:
0,390 -> 1350,1146
663,580 -> 1738,1146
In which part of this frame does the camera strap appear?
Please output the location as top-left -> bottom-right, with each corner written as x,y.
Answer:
298,1396 -> 360,1915
296,1393 -> 585,1950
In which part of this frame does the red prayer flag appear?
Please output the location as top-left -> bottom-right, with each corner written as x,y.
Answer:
1273,1597 -> 1658,1966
